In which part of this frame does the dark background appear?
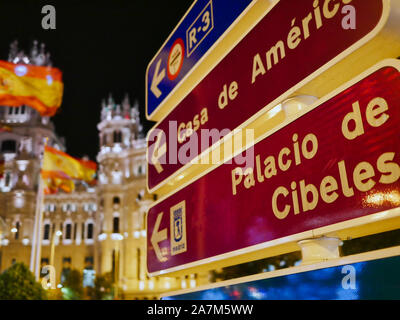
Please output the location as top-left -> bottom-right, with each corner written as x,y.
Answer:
0,0 -> 193,160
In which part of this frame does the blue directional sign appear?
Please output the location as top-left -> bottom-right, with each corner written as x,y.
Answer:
163,252 -> 400,300
145,0 -> 254,120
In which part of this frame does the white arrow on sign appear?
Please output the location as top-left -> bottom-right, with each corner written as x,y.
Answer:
150,59 -> 165,98
151,212 -> 168,262
150,130 -> 167,174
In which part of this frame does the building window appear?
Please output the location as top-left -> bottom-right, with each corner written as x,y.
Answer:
60,223 -> 63,238
81,223 -> 85,240
43,224 -> 50,240
87,223 -> 93,239
113,217 -> 119,234
74,223 -> 77,240
4,172 -> 11,187
14,222 -> 20,240
65,223 -> 72,240
113,131 -> 122,143
1,140 -> 16,153
113,196 -> 120,205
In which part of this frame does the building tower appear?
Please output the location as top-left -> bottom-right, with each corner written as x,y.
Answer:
96,94 -> 174,298
97,94 -> 213,298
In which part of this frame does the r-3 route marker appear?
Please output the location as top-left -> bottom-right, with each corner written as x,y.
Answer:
147,0 -> 400,194
146,0 -> 255,120
146,60 -> 400,276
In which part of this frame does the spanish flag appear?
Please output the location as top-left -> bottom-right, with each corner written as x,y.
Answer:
42,146 -> 97,183
41,146 -> 96,194
0,60 -> 63,116
42,173 -> 75,194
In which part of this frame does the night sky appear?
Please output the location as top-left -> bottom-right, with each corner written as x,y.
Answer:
0,0 -> 193,161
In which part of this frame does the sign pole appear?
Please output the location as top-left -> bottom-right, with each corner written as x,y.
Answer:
34,175 -> 45,280
29,181 -> 40,274
30,137 -> 48,280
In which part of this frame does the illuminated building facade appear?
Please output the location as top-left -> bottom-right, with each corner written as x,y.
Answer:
0,41 -> 208,299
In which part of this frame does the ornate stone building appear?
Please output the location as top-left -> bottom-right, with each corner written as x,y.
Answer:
0,41 -> 206,299
96,94 -> 183,298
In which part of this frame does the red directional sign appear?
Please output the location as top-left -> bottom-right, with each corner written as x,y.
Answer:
147,60 -> 400,275
147,0 -> 389,192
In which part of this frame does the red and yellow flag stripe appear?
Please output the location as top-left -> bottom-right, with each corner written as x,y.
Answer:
0,60 -> 63,116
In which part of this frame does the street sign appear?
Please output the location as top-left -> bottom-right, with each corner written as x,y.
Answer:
145,0 -> 255,120
147,0 -> 392,193
146,60 -> 400,276
162,246 -> 400,300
